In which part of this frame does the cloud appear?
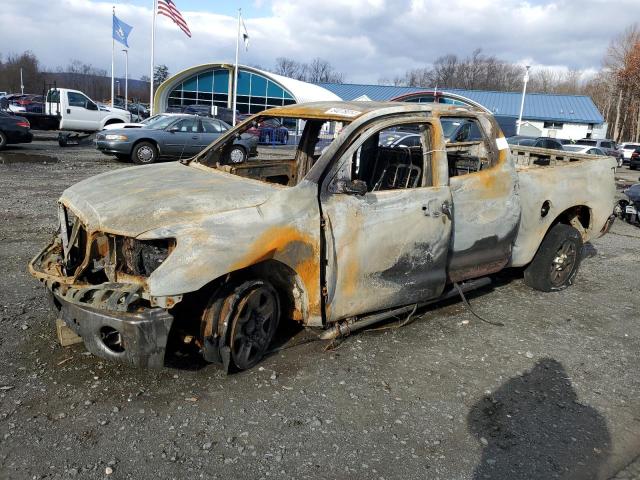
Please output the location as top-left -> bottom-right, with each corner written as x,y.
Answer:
0,0 -> 635,84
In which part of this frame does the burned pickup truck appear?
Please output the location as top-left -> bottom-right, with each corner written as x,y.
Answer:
29,101 -> 616,370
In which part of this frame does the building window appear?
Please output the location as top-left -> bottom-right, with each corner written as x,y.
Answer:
543,121 -> 564,129
167,68 -> 294,115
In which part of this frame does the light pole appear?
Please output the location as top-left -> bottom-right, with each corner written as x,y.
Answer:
122,49 -> 129,110
516,65 -> 531,135
20,68 -> 24,95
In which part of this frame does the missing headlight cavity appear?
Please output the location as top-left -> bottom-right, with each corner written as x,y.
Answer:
100,326 -> 125,353
119,238 -> 174,276
541,200 -> 551,218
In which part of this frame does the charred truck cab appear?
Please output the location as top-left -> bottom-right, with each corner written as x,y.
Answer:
29,101 -> 616,370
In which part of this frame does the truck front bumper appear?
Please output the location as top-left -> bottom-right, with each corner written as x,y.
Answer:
51,291 -> 174,368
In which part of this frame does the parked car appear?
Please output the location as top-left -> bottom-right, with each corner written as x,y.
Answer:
30,101 -> 616,369
614,183 -> 640,225
101,113 -> 180,130
165,105 -> 241,125
95,114 -> 258,164
127,103 -> 150,120
12,94 -> 43,107
575,138 -> 622,166
562,145 -> 608,156
619,142 -> 640,164
246,117 -> 289,144
507,135 -> 565,150
0,111 -> 33,149
379,131 -> 422,148
630,147 -> 640,170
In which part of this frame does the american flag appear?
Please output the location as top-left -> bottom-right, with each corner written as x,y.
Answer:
157,0 -> 191,38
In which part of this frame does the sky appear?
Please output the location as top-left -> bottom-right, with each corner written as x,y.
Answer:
0,0 -> 636,84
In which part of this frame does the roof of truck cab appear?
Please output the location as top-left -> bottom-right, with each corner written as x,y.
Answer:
260,101 -> 475,122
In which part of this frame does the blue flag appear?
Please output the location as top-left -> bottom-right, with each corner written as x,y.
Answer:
113,14 -> 133,48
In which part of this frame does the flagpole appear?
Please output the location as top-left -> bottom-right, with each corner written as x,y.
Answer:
232,8 -> 241,126
123,49 -> 128,110
111,6 -> 115,108
150,0 -> 158,115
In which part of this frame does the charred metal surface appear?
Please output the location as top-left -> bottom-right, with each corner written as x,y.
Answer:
28,100 -> 616,368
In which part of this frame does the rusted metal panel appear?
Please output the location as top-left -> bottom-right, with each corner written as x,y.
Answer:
29,100 -> 616,336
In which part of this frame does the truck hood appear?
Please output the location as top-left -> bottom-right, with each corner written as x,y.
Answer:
61,162 -> 279,236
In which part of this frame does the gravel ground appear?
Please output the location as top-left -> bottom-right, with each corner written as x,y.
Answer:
0,135 -> 639,480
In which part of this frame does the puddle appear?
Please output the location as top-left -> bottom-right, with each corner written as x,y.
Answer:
0,152 -> 59,164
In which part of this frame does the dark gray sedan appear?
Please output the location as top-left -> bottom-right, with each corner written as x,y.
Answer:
95,114 -> 258,164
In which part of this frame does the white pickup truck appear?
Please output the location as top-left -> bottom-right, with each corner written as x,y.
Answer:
21,88 -> 130,144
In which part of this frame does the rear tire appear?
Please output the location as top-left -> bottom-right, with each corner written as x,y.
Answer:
132,141 -> 158,165
0,131 -> 6,150
524,224 -> 583,292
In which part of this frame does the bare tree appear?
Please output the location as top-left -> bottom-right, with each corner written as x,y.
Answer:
269,57 -> 344,83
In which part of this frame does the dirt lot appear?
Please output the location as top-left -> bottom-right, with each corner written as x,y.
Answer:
0,135 -> 639,480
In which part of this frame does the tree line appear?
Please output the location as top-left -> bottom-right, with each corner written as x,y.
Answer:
377,28 -> 640,143
0,51 -> 165,103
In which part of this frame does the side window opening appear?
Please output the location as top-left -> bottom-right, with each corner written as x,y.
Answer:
173,118 -> 197,132
350,123 -> 431,192
444,116 -> 493,177
67,92 -> 89,108
201,118 -> 223,133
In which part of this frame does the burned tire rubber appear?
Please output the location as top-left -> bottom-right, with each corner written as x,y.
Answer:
0,131 -> 7,150
201,280 -> 280,371
132,141 -> 158,165
524,223 -> 583,292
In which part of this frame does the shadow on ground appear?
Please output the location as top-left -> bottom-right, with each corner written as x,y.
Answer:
468,358 -> 610,480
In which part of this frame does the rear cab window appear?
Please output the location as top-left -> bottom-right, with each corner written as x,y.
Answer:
442,115 -> 496,177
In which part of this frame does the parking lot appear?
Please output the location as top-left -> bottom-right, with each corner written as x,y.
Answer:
0,134 -> 639,479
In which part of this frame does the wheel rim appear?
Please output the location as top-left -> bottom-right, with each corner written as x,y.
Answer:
549,240 -> 577,287
229,147 -> 245,163
231,286 -> 278,370
137,145 -> 154,162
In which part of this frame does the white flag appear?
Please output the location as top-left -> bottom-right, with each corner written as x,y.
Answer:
241,16 -> 250,51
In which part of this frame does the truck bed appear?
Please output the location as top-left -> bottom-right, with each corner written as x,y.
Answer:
509,145 -> 617,267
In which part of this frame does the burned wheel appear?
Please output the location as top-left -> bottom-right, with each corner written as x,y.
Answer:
229,282 -> 280,370
0,131 -> 7,150
524,224 -> 583,292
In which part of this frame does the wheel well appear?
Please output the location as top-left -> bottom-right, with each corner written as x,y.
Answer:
170,259 -> 308,348
239,260 -> 307,323
104,119 -> 124,126
552,205 -> 591,235
132,138 -> 159,153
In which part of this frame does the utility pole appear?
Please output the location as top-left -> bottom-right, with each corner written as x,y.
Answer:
111,6 -> 115,107
516,65 -> 531,135
232,8 -> 241,126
